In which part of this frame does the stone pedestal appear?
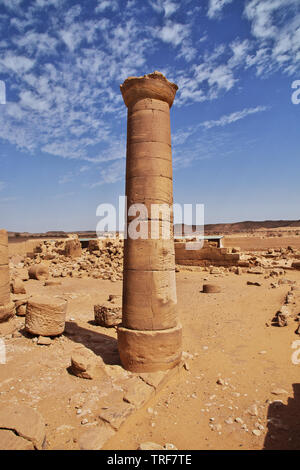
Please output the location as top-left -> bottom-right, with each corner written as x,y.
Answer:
0,229 -> 14,322
118,72 -> 182,372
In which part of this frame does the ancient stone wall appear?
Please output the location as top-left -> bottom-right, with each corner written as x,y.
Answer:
175,243 -> 240,267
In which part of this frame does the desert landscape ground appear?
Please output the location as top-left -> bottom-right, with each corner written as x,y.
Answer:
1,225 -> 300,451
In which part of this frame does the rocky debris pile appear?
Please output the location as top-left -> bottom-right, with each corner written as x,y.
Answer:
11,237 -> 124,282
94,294 -> 122,327
273,286 -> 300,327
242,247 -> 300,270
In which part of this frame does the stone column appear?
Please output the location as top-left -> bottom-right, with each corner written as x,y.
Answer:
118,71 -> 182,372
0,229 -> 15,322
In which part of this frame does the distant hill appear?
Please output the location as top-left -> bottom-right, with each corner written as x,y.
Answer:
174,220 -> 300,235
7,219 -> 300,239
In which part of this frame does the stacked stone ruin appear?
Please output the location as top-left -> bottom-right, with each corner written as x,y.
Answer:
117,71 -> 182,372
0,229 -> 14,322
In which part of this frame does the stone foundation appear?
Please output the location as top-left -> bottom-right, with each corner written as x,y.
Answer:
175,243 -> 240,267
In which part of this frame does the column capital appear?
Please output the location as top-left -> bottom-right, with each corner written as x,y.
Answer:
120,71 -> 178,109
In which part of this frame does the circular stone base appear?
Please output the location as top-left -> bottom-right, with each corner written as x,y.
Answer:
0,302 -> 15,323
203,284 -> 221,293
117,323 -> 182,372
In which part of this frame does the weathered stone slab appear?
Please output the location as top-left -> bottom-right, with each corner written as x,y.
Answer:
0,404 -> 46,449
99,400 -> 135,430
78,423 -> 115,450
123,377 -> 154,408
0,429 -> 34,450
139,362 -> 181,392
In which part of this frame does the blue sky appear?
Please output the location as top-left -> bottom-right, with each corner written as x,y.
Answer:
0,0 -> 299,232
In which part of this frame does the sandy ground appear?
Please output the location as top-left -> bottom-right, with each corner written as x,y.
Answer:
1,267 -> 300,450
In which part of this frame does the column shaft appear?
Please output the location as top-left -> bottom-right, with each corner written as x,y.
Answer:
118,72 -> 182,372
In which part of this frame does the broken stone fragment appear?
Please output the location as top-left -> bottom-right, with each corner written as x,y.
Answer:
203,284 -> 221,293
123,377 -> 154,408
11,278 -> 26,295
94,301 -> 122,327
78,424 -> 115,450
108,294 -> 121,303
37,336 -> 52,346
70,345 -> 108,380
292,261 -> 300,270
247,268 -> 264,275
0,404 -> 46,450
247,281 -> 262,286
138,442 -> 165,450
25,295 -> 67,336
271,388 -> 288,396
16,304 -> 27,316
12,267 -> 29,281
12,294 -> 30,317
277,305 -> 290,327
99,400 -> 135,430
44,280 -> 62,286
247,403 -> 258,416
63,239 -> 82,258
28,264 -> 49,281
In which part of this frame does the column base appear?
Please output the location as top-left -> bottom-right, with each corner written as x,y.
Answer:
117,323 -> 182,372
0,301 -> 15,323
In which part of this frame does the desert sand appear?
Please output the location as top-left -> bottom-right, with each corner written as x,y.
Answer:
1,231 -> 300,450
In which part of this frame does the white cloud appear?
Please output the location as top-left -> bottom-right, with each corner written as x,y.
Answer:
149,0 -> 179,17
207,0 -> 234,19
0,53 -> 35,74
154,21 -> 190,46
0,0 -> 23,10
95,0 -> 118,13
244,0 -> 300,75
201,106 -> 268,129
90,160 -> 125,187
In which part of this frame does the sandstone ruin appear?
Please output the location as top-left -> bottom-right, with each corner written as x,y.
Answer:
117,72 -> 182,372
0,229 -> 15,322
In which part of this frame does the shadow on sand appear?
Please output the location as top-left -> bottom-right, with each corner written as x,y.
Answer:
264,383 -> 300,449
64,320 -> 121,366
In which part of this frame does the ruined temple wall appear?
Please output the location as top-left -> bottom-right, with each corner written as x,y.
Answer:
175,243 -> 240,267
